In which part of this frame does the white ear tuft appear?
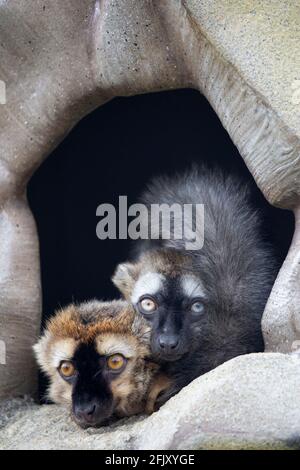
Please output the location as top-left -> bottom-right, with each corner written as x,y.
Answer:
33,331 -> 53,374
112,262 -> 138,298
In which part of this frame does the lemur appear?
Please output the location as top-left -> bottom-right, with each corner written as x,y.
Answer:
112,166 -> 278,401
34,300 -> 170,428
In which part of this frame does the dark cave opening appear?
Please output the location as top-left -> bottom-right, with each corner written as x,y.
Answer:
27,89 -> 294,327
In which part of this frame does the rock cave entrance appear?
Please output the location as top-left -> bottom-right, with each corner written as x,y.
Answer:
27,89 -> 294,396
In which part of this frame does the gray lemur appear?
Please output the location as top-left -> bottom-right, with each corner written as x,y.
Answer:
112,166 -> 278,400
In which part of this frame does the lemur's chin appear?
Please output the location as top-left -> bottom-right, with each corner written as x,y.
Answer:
154,351 -> 186,362
73,414 -> 111,429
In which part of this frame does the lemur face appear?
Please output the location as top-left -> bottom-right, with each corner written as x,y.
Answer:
34,300 -> 166,428
113,250 -> 207,362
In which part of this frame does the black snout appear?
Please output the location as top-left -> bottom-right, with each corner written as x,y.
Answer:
159,334 -> 179,353
152,328 -> 188,361
73,399 -> 102,426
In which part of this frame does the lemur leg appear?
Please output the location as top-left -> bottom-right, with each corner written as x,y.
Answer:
146,374 -> 173,414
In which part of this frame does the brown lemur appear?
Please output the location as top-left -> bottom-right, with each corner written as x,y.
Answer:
112,166 -> 278,402
34,300 -> 170,428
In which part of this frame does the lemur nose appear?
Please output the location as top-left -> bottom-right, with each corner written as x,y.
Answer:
159,334 -> 179,351
74,402 -> 97,422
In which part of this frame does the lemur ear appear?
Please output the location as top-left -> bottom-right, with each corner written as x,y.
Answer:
33,331 -> 53,375
112,262 -> 139,298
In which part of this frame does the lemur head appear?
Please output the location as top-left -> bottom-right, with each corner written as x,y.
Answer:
113,249 -> 207,362
34,300 -> 167,428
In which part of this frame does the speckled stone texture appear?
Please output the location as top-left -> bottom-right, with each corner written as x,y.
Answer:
1,353 -> 300,450
184,0 -> 300,208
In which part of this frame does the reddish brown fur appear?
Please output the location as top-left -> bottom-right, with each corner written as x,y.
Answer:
47,304 -> 137,343
35,300 -> 172,422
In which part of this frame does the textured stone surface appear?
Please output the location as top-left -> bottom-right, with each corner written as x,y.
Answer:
184,0 -> 300,208
0,0 -> 300,399
1,353 -> 300,450
263,207 -> 300,353
185,0 -> 300,137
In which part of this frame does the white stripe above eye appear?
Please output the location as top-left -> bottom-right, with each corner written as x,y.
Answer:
181,274 -> 205,299
50,338 -> 77,368
131,272 -> 165,304
96,334 -> 136,358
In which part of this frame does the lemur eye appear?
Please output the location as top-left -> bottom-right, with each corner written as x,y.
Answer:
139,297 -> 158,314
59,361 -> 76,378
107,354 -> 126,372
191,300 -> 204,315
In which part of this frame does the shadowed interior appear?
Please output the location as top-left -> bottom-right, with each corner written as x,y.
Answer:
27,89 -> 294,398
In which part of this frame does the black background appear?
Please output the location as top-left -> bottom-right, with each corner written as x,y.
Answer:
27,89 -> 294,328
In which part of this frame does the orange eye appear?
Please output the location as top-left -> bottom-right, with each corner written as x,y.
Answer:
59,361 -> 76,378
107,354 -> 126,372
